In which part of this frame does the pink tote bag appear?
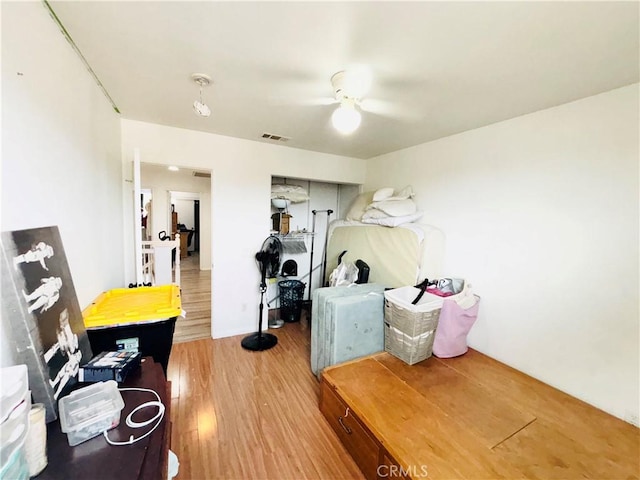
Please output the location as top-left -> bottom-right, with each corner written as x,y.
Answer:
432,295 -> 480,358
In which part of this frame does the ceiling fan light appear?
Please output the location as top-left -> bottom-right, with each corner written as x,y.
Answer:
331,104 -> 361,134
193,100 -> 211,117
191,73 -> 212,118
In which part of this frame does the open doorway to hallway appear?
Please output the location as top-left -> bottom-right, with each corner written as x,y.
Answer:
140,163 -> 212,343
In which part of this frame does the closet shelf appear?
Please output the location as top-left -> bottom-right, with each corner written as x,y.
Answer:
271,232 -> 315,237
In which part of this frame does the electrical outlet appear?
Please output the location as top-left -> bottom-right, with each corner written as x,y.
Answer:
624,411 -> 639,427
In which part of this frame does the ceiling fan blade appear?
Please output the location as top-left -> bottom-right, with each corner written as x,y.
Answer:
298,97 -> 338,107
268,94 -> 337,107
359,98 -> 423,122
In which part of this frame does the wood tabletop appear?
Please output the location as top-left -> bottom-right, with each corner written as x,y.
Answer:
322,350 -> 640,479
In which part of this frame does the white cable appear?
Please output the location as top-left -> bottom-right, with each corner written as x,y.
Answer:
103,387 -> 165,446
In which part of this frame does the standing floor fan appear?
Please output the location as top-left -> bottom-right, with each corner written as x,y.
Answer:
241,235 -> 283,351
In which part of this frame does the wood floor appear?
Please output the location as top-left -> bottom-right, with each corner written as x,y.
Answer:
167,319 -> 364,480
174,253 -> 211,344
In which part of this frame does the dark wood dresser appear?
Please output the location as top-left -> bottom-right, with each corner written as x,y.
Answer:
39,357 -> 171,480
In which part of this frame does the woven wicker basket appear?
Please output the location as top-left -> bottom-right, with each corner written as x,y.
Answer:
383,287 -> 442,365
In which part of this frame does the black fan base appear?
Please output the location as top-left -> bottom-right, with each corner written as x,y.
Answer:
241,332 -> 278,351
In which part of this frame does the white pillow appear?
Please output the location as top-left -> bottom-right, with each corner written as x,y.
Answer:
387,185 -> 415,201
367,198 -> 416,217
362,211 -> 424,227
387,185 -> 416,200
361,208 -> 390,220
372,187 -> 394,202
345,191 -> 374,221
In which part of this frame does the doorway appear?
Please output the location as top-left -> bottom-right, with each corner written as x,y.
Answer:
170,191 -> 200,258
140,163 -> 212,343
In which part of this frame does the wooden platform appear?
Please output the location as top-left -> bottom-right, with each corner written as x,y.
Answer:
321,350 -> 640,480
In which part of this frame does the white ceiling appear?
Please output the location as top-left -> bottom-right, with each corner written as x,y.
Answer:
49,1 -> 639,159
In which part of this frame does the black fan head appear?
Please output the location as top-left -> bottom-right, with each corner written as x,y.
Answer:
256,235 -> 282,278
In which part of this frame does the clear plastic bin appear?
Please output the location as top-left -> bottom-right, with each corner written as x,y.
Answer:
58,381 -> 124,447
0,365 -> 28,424
0,393 -> 30,473
0,447 -> 28,480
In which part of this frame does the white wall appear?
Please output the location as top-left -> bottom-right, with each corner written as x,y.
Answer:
1,3 -> 124,362
174,199 -> 195,232
121,119 -> 366,339
366,84 -> 639,423
338,184 -> 361,221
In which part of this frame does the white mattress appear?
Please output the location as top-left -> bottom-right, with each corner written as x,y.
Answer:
325,220 -> 445,288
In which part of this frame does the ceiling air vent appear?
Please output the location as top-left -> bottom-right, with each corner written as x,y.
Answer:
261,132 -> 290,142
193,171 -> 211,178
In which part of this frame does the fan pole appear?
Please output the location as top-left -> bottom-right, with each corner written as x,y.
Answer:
308,209 -> 333,300
241,252 -> 278,351
307,212 -> 317,302
320,209 -> 333,286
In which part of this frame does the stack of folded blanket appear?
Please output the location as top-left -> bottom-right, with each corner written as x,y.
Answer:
345,186 -> 423,227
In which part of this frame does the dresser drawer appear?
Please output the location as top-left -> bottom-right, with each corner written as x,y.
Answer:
320,380 -> 380,480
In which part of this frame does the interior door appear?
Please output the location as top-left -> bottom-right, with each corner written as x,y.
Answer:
194,200 -> 200,253
133,150 -> 143,285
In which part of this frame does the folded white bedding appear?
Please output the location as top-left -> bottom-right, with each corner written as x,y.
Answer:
366,198 -> 417,217
362,211 -> 424,227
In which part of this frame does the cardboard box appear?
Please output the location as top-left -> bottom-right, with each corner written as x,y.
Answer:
271,213 -> 292,234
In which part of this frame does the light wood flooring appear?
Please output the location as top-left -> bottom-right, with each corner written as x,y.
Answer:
174,253 -> 211,344
167,307 -> 640,480
167,320 -> 364,480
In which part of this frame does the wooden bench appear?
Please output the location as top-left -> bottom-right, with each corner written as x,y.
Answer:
320,350 -> 639,479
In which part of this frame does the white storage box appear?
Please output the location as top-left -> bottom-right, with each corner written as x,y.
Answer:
0,393 -> 30,476
0,365 -> 28,424
58,381 -> 124,447
383,286 -> 444,365
0,447 -> 29,480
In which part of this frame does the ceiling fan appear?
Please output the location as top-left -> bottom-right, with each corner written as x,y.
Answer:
269,66 -> 420,134
296,67 -> 416,135
329,69 -> 369,134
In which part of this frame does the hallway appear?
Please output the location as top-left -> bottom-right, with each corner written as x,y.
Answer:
175,253 -> 211,343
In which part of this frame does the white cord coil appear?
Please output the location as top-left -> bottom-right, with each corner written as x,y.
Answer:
103,387 -> 165,446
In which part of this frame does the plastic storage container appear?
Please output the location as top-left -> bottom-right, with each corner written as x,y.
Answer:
58,381 -> 124,447
0,394 -> 30,480
278,280 -> 306,322
82,285 -> 181,375
0,448 -> 29,480
383,286 -> 444,365
0,365 -> 28,424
